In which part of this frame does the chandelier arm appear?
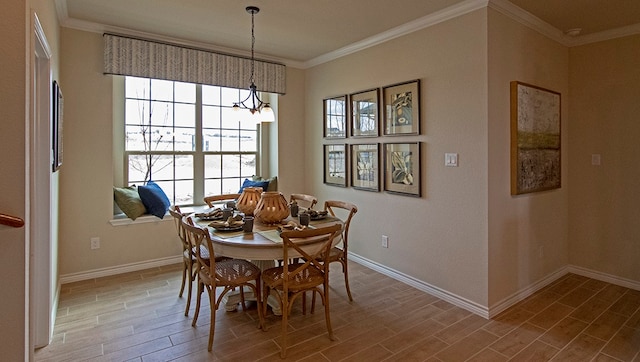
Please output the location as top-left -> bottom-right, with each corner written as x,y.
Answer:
233,6 -> 272,121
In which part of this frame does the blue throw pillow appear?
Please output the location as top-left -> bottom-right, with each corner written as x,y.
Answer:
238,178 -> 270,193
138,181 -> 171,218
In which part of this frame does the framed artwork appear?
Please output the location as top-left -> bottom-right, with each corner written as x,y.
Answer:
384,142 -> 421,197
323,95 -> 347,138
323,144 -> 347,187
350,88 -> 379,137
351,143 -> 379,191
510,81 -> 561,195
52,80 -> 64,172
383,79 -> 420,135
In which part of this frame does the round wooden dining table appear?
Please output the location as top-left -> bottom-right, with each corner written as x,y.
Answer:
195,214 -> 344,315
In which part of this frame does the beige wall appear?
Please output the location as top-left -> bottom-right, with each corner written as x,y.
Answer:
305,10 -> 491,305
0,2 -> 28,360
486,9 -> 570,307
0,0 -> 59,359
568,35 -> 640,282
57,28 -> 309,275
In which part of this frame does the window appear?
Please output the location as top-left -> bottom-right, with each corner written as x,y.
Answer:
124,77 -> 259,206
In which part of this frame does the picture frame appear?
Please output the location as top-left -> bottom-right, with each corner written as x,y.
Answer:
323,144 -> 347,187
383,142 -> 421,197
52,80 -> 64,172
510,81 -> 561,195
323,95 -> 347,138
350,88 -> 379,137
351,143 -> 379,191
383,79 -> 420,136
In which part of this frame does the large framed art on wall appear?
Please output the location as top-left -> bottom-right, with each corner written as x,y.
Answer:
510,81 -> 561,195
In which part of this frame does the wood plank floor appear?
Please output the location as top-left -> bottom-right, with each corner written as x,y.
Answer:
35,262 -> 640,361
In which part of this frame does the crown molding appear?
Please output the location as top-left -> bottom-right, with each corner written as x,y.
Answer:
488,0 -> 567,45
303,0 -> 489,68
55,0 -> 640,70
567,22 -> 640,47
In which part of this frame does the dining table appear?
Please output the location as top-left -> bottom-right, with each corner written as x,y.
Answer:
195,210 -> 344,315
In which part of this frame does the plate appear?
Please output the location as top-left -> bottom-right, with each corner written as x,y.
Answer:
209,220 -> 244,231
304,210 -> 328,220
197,214 -> 223,221
212,225 -> 244,232
195,208 -> 223,220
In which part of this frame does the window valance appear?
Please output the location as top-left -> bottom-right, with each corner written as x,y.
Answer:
103,33 -> 286,95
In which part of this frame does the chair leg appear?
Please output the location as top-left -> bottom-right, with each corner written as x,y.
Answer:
280,291 -> 289,358
184,263 -> 195,316
207,285 -> 216,351
254,279 -> 265,330
192,279 -> 203,327
323,283 -> 335,341
262,285 -> 271,331
179,261 -> 188,298
239,287 -> 247,311
342,259 -> 353,302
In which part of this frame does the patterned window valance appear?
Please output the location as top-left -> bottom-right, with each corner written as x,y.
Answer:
103,33 -> 286,94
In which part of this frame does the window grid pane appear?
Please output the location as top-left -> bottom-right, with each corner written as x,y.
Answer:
124,77 -> 259,206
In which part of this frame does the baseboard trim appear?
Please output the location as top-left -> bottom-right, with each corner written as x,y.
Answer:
487,266 -> 568,318
567,265 -> 640,291
349,253 -> 490,318
59,256 -> 182,284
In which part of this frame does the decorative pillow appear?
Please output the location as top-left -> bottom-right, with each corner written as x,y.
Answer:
113,186 -> 147,220
239,178 -> 270,193
138,181 -> 171,218
252,175 -> 278,192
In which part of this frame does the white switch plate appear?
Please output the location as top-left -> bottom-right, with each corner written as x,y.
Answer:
445,153 -> 458,167
591,154 -> 601,166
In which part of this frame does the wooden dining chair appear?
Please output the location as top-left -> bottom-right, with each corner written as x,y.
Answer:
169,205 -> 202,316
322,200 -> 358,302
261,224 -> 342,358
289,193 -> 318,209
182,216 -> 264,352
203,193 -> 241,207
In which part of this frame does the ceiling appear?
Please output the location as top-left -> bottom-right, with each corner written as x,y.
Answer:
57,0 -> 640,67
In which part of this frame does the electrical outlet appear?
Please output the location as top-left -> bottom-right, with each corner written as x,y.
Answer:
381,235 -> 389,248
90,237 -> 100,250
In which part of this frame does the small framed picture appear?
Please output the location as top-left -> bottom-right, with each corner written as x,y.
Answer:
383,80 -> 420,136
350,88 -> 379,137
324,144 -> 347,187
323,95 -> 347,138
351,144 -> 379,191
383,142 -> 421,197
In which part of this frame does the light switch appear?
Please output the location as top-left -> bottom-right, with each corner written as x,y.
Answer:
591,154 -> 601,166
445,153 -> 458,167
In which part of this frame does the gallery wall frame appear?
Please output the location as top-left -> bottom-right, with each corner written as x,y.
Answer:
383,79 -> 420,136
323,95 -> 347,138
383,142 -> 421,197
323,144 -> 347,187
350,143 -> 379,191
510,81 -> 561,195
350,88 -> 379,137
52,80 -> 63,172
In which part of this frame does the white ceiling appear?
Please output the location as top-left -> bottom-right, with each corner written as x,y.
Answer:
57,0 -> 640,67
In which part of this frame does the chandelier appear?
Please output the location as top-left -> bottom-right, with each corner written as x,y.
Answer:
233,6 -> 275,123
